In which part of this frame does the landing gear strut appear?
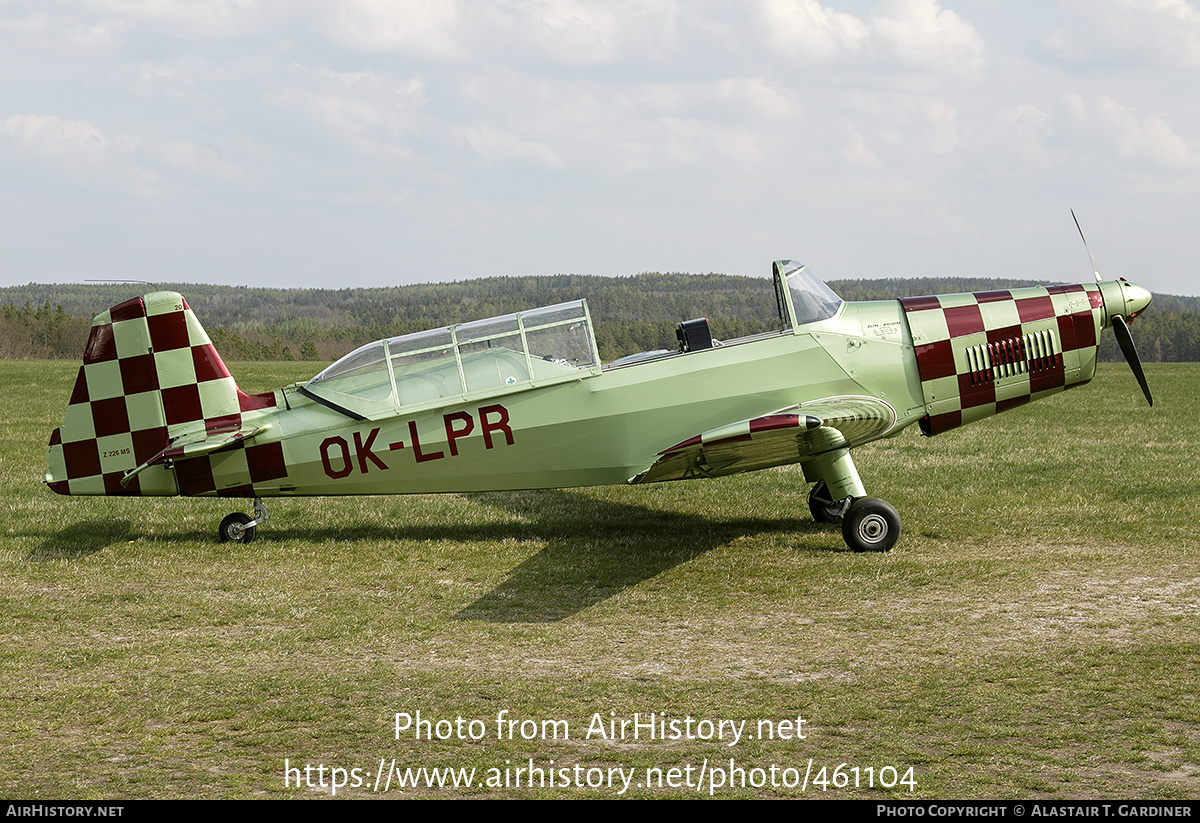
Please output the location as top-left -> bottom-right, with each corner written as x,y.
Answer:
805,447 -> 901,552
807,480 -> 847,523
218,497 -> 269,544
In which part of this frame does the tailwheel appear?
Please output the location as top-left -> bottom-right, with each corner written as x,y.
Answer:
807,480 -> 843,524
841,497 -> 901,553
219,512 -> 256,544
218,497 -> 269,544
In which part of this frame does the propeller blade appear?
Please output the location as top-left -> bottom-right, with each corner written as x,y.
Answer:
1112,314 -> 1153,406
1071,209 -> 1103,283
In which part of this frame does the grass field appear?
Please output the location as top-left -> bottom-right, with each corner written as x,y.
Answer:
2,359 -> 1197,799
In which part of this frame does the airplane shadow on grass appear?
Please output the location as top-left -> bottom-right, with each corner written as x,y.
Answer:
29,519 -> 132,561
36,490 -> 836,621
451,489 -> 833,622
263,488 -> 836,622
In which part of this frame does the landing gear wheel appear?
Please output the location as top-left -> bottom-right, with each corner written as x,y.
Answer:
219,512 -> 256,544
807,481 -> 842,524
841,498 -> 900,553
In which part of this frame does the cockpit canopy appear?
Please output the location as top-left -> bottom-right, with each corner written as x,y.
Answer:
301,263 -> 840,419
774,260 -> 844,329
303,300 -> 601,420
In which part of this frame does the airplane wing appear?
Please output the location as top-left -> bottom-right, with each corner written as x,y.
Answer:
629,396 -> 897,484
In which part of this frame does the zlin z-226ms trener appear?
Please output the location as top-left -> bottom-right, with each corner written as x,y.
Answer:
44,251 -> 1153,553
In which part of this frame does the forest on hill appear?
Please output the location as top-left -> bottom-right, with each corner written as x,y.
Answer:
3,273 -> 1199,363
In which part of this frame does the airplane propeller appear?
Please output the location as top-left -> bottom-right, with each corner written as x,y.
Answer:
1072,210 -> 1103,284
1071,210 -> 1153,407
1111,313 -> 1153,406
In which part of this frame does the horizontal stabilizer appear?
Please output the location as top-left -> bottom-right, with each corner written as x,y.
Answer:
121,425 -> 268,486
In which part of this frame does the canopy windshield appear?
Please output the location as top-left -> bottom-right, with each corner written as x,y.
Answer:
773,260 -> 844,330
303,300 -> 601,420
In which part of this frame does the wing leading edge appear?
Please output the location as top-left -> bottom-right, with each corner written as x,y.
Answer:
629,396 -> 897,484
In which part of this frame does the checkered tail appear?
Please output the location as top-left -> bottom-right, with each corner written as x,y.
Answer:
44,291 -> 280,497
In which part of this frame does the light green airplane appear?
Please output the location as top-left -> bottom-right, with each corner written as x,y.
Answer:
44,246 -> 1152,553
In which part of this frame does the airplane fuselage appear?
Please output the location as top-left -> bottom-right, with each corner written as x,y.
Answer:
250,309 -> 923,496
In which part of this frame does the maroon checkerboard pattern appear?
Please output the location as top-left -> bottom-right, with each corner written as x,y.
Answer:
45,292 -> 286,497
902,284 -> 1103,435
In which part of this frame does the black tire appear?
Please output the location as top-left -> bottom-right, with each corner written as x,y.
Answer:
841,498 -> 900,552
807,480 -> 842,524
219,512 -> 256,544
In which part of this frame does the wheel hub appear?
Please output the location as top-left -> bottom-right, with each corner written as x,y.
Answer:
858,513 -> 888,543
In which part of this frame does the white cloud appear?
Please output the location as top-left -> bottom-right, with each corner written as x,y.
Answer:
2,113 -> 111,166
1,2 -> 1198,293
79,0 -> 267,38
0,8 -> 120,55
841,131 -> 881,168
448,72 -> 806,176
839,92 -> 961,159
714,76 -> 796,118
759,0 -> 870,62
870,0 -> 984,74
321,0 -> 465,58
309,95 -> 381,133
470,0 -> 681,66
920,97 -> 958,154
2,112 -> 237,197
1035,0 -> 1200,67
977,104 -> 1056,175
266,66 -> 428,159
1060,92 -> 1200,172
463,123 -> 563,168
758,0 -> 985,77
712,128 -> 767,166
116,134 -> 234,176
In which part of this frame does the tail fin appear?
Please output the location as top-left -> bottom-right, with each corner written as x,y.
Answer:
44,291 -> 276,496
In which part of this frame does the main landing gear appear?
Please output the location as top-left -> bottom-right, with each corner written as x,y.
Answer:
218,497 -> 270,544
840,497 -> 901,553
804,449 -> 901,553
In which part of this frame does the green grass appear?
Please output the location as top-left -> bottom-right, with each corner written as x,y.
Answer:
2,361 -> 1198,798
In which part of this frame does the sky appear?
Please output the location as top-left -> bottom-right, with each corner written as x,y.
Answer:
2,0 -> 1198,295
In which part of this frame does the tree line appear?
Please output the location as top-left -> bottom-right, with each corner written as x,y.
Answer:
3,274 -> 1198,363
